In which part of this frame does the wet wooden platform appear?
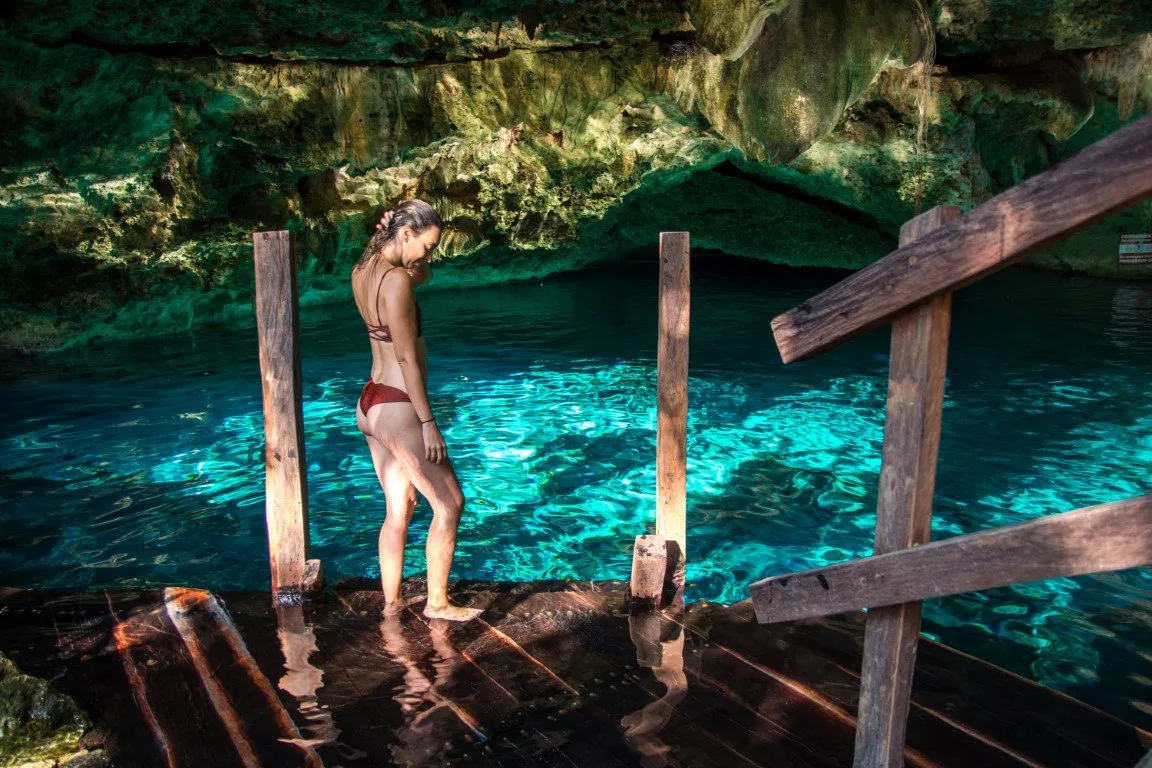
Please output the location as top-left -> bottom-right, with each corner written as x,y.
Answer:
1,581 -> 1147,767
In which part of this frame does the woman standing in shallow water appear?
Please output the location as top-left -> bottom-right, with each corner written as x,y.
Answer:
351,199 -> 481,622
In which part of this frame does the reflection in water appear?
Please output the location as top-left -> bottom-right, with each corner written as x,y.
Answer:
275,604 -> 366,762
379,612 -> 487,765
623,611 -> 688,767
1109,285 -> 1152,346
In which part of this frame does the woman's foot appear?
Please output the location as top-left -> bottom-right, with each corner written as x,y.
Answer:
383,598 -> 407,617
423,602 -> 482,622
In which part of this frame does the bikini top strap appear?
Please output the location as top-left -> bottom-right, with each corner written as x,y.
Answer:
374,265 -> 401,328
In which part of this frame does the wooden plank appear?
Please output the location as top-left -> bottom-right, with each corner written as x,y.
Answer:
568,589 -> 897,768
253,230 -> 311,596
693,604 -> 1051,768
751,495 -> 1152,624
163,587 -> 324,767
107,594 -> 234,767
657,231 -> 690,602
771,113 -> 1152,363
3,584 -> 1147,768
855,205 -> 958,768
757,607 -> 1149,768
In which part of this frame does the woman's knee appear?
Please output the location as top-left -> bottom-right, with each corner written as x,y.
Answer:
384,495 -> 416,529
435,489 -> 465,524
382,510 -> 409,534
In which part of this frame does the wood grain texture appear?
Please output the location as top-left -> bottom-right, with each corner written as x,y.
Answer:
855,205 -> 958,768
657,231 -> 690,595
164,587 -> 324,767
2,584 -> 1147,768
253,230 -> 310,594
772,113 -> 1152,363
751,495 -> 1152,624
631,534 -> 668,604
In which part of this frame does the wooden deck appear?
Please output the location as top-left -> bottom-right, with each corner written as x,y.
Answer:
1,581 -> 1147,767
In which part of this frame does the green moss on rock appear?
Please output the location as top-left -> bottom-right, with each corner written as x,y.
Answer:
1,1 -> 1151,350
0,653 -> 90,767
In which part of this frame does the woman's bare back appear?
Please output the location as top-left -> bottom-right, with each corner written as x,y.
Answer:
352,262 -> 427,388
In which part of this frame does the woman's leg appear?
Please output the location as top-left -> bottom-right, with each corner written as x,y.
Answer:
365,433 -> 417,609
365,405 -> 480,621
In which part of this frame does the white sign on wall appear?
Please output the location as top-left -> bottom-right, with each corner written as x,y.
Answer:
1119,233 -> 1152,264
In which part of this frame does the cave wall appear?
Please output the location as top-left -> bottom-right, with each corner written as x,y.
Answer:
1,0 -> 1151,350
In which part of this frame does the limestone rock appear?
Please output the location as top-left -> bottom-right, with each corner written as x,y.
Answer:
1,1 -> 1151,350
0,653 -> 90,768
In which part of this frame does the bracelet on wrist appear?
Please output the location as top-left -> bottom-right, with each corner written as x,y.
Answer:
420,416 -> 435,424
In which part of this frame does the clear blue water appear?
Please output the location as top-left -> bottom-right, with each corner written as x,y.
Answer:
2,255 -> 1150,727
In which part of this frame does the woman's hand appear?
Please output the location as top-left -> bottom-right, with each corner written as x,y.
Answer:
376,210 -> 394,232
422,420 -> 447,464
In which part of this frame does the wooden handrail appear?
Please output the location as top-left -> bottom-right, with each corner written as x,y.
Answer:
758,113 -> 1152,765
750,495 -> 1152,624
771,113 -> 1152,364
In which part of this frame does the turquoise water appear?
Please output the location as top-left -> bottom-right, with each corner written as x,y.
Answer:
2,255 -> 1150,726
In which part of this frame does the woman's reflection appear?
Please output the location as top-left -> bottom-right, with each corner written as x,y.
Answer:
379,611 -> 486,764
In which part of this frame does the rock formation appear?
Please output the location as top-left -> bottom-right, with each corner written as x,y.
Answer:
1,0 -> 1150,349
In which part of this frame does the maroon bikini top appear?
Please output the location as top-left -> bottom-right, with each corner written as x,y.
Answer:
366,266 -> 423,343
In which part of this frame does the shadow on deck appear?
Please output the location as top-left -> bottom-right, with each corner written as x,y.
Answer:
0,581 -> 1147,767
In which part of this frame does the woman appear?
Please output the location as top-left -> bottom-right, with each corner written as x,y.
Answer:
352,199 -> 481,622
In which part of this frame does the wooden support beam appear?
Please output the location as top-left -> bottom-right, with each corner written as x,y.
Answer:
854,205 -> 958,768
656,231 -> 690,603
750,495 -> 1152,624
771,113 -> 1152,363
253,230 -> 314,600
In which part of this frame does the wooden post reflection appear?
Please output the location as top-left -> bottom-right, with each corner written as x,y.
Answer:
623,610 -> 688,765
274,604 -> 354,756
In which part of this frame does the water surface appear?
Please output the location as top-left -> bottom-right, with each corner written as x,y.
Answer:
1,255 -> 1150,726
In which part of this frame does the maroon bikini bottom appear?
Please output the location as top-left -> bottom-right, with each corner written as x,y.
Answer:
359,380 -> 411,416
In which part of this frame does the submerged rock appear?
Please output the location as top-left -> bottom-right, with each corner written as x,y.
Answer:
0,652 -> 90,767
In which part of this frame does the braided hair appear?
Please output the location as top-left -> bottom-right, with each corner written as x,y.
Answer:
355,198 -> 443,272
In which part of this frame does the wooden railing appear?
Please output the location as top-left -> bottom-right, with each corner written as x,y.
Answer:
752,112 -> 1152,768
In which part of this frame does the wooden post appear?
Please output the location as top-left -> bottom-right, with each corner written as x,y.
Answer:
656,231 -> 690,604
253,231 -> 321,602
854,205 -> 959,768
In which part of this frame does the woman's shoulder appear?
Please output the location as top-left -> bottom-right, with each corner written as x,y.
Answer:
378,264 -> 414,292
354,261 -> 409,287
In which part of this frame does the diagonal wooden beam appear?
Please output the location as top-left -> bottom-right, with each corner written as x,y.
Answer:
751,495 -> 1152,625
771,113 -> 1152,364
